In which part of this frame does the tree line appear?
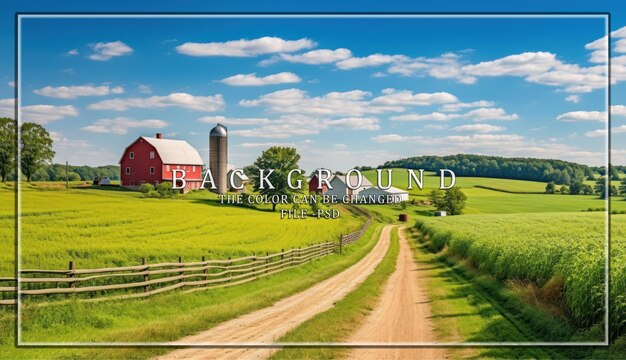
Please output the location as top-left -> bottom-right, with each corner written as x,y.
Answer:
0,118 -> 120,182
379,154 -> 601,185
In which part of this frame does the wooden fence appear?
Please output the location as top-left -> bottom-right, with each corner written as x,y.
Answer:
0,208 -> 372,305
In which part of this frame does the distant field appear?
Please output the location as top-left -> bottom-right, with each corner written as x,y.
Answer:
417,212 -> 625,339
358,170 -> 624,217
0,182 -> 362,275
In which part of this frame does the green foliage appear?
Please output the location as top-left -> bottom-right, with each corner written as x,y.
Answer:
620,178 -> 626,198
428,189 -> 445,209
416,213 -> 626,339
582,184 -> 594,195
569,181 -> 583,195
67,172 -> 81,182
0,118 -> 16,182
442,187 -> 467,215
156,181 -> 173,197
251,146 -> 305,211
139,183 -> 154,194
380,154 -> 591,184
559,185 -> 569,194
20,123 -> 55,182
545,181 -> 556,194
399,200 -> 408,210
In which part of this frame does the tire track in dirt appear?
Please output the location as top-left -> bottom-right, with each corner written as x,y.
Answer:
154,225 -> 393,360
345,227 -> 447,360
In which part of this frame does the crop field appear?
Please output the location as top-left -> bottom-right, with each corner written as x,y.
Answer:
0,182 -> 363,275
416,212 -> 626,339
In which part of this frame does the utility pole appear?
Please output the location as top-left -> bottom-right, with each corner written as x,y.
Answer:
65,161 -> 69,189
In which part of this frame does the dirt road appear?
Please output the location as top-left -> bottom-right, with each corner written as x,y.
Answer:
154,225 -> 393,360
345,227 -> 447,360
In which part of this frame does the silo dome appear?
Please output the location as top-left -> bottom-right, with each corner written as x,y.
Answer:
210,123 -> 228,137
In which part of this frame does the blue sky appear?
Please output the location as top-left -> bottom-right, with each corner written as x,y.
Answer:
1,1 -> 626,171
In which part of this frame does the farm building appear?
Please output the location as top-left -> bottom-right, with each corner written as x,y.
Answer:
119,133 -> 204,193
227,165 -> 250,193
308,169 -> 332,194
357,186 -> 410,204
325,174 -> 373,198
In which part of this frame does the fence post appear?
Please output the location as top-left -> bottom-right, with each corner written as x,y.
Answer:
68,261 -> 75,290
339,235 -> 343,254
266,252 -> 269,273
178,256 -> 184,284
281,249 -> 284,265
142,258 -> 149,293
227,256 -> 232,281
202,256 -> 208,280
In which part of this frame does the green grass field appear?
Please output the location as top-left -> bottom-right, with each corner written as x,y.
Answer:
0,182 -> 363,275
416,212 -> 626,340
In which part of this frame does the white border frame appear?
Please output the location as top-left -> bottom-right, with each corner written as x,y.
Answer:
16,13 -> 611,347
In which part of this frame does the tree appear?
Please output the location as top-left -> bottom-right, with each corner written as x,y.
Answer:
545,181 -> 556,194
582,184 -> 594,195
569,181 -> 583,195
609,165 -> 621,181
20,123 -> 55,182
428,189 -> 445,209
595,178 -> 618,198
442,187 -> 467,215
559,185 -> 569,194
0,118 -> 16,182
251,147 -> 304,211
620,178 -> 626,198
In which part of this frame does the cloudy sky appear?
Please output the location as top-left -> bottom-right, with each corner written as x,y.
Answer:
1,1 -> 625,171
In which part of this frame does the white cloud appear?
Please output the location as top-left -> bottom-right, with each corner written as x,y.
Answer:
88,92 -> 224,112
138,84 -> 152,94
424,124 -> 448,130
439,100 -> 495,112
220,72 -> 301,86
371,134 -> 423,143
371,89 -> 458,106
325,117 -> 380,130
7,81 -> 15,88
240,142 -> 296,148
453,124 -> 505,133
462,52 -> 559,77
22,104 -> 79,124
33,84 -> 124,99
565,95 -> 581,103
584,129 -> 607,138
464,108 -> 518,121
267,48 -> 352,65
391,107 -> 517,122
198,116 -> 271,126
82,117 -> 168,134
66,49 -> 79,56
0,98 -> 14,117
50,131 -> 90,148
390,112 -> 461,122
556,111 -> 607,122
176,37 -> 315,57
612,105 -> 626,117
240,88 -> 404,116
335,54 -> 405,70
89,41 -> 133,61
387,52 -> 477,84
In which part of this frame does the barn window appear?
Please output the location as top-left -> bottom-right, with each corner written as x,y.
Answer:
166,165 -> 170,171
150,151 -> 155,159
177,165 -> 180,169
149,167 -> 155,174
129,152 -> 134,159
125,167 -> 131,175
192,166 -> 196,172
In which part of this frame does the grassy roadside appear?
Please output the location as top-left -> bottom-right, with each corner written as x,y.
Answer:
406,226 -> 607,359
270,226 -> 400,360
0,223 -> 383,360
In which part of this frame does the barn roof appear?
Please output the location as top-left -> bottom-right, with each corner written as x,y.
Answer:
331,174 -> 373,188
140,136 -> 204,165
360,186 -> 408,194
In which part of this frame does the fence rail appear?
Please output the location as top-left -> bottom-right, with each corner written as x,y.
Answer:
0,207 -> 372,305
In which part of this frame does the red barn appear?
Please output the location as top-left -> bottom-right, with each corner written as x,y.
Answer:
119,133 -> 204,193
308,170 -> 330,194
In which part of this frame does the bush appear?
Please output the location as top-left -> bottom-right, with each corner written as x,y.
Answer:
146,190 -> 160,198
156,181 -> 174,197
139,183 -> 154,194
